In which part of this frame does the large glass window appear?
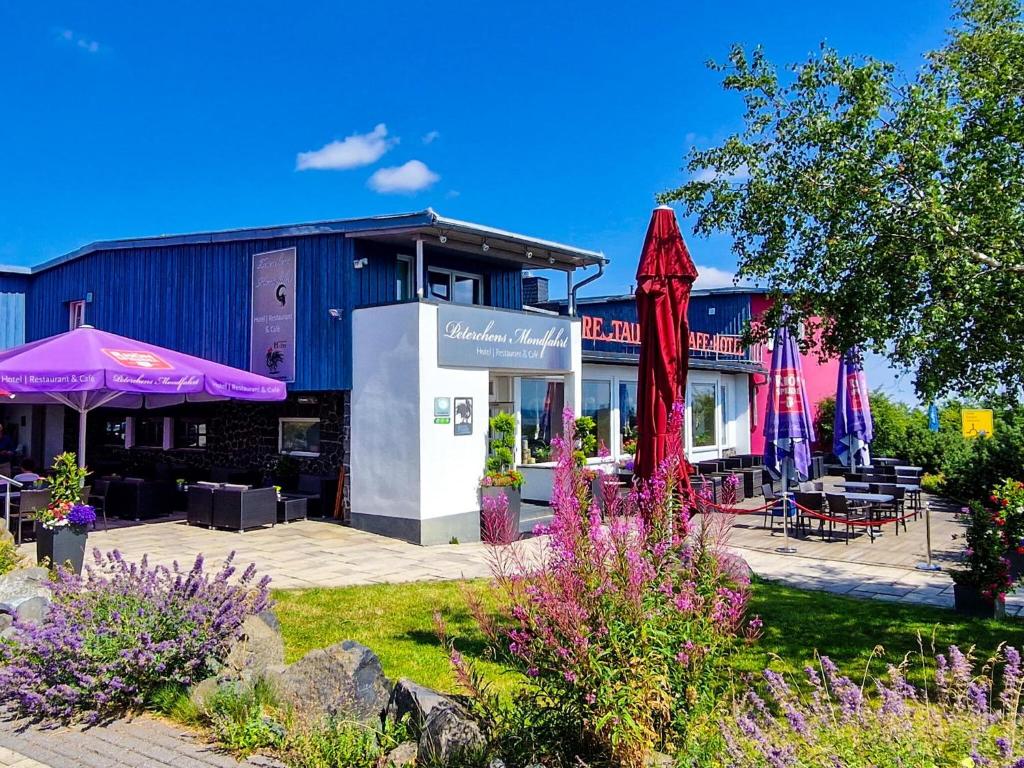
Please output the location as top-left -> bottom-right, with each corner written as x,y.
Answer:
427,269 -> 451,302
175,418 -> 208,449
619,381 -> 638,456
453,273 -> 481,305
427,268 -> 482,305
396,256 -> 413,300
582,380 -> 612,456
520,379 -> 564,463
690,383 -> 717,447
134,417 -> 165,449
279,418 -> 321,456
103,418 -> 126,447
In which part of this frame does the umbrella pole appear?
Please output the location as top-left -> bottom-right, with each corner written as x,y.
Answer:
776,457 -> 797,554
77,410 -> 87,470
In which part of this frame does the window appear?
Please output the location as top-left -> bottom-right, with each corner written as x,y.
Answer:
618,381 -> 638,456
426,268 -> 482,305
582,379 -> 612,457
175,418 -> 208,449
103,418 -> 127,447
69,300 -> 85,330
279,418 -> 321,456
690,383 -> 717,448
520,379 -> 564,463
396,256 -> 413,300
134,417 -> 165,449
720,383 -> 731,447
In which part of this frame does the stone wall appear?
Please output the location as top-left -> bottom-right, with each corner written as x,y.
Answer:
65,391 -> 351,517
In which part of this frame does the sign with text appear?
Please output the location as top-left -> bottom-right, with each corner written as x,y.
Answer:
250,248 -> 296,383
437,304 -> 572,371
962,408 -> 994,439
772,368 -> 805,414
580,314 -> 746,357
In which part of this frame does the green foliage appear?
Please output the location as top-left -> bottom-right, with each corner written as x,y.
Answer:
279,717 -> 409,768
204,678 -> 285,757
146,682 -> 202,725
48,452 -> 89,505
949,502 -> 1013,596
574,416 -> 597,460
943,408 -> 1024,502
0,536 -> 21,576
486,412 -> 517,473
660,0 -> 1024,399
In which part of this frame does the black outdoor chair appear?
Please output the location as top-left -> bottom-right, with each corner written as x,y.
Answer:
211,486 -> 277,532
871,483 -> 908,535
12,488 -> 50,545
825,492 -> 872,544
87,479 -> 109,531
186,484 -> 216,527
794,491 -> 827,539
761,483 -> 801,536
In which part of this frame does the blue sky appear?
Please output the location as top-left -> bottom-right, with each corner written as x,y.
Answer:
0,1 -> 951,401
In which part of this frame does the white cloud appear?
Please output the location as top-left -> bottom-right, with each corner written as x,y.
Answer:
422,130 -> 441,145
693,264 -> 738,289
692,163 -> 750,183
57,29 -> 101,54
295,124 -> 397,171
368,160 -> 440,194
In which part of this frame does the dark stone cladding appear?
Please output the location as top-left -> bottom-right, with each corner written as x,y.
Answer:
64,391 -> 352,517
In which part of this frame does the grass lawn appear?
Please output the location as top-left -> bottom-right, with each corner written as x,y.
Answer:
272,577 -> 1024,694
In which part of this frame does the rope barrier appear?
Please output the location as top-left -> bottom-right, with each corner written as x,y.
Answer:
692,494 -> 920,528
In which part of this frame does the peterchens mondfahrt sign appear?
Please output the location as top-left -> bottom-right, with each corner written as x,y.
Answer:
437,304 -> 572,371
250,248 -> 296,383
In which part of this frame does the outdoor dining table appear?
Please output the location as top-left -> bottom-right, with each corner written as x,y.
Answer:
835,481 -> 920,512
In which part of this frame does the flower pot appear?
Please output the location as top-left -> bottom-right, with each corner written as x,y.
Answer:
36,525 -> 88,574
480,486 -> 521,539
953,583 -> 1006,619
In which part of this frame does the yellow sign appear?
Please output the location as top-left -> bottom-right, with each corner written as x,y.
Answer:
961,409 -> 994,438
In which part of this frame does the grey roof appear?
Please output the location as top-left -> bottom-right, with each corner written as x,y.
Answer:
5,208 -> 606,275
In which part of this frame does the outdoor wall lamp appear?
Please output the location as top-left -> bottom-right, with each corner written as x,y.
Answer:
439,233 -> 448,244
481,242 -> 490,252
327,308 -> 343,319
353,257 -> 368,269
526,250 -> 534,259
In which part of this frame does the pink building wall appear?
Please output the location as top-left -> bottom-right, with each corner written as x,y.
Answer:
748,294 -> 838,455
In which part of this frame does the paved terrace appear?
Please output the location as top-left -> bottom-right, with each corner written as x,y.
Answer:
11,481 -> 1011,613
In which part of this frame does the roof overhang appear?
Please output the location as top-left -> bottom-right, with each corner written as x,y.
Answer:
28,208 -> 606,275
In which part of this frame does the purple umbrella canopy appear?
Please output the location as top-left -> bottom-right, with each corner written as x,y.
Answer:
833,347 -> 874,469
762,324 -> 816,482
0,325 -> 287,466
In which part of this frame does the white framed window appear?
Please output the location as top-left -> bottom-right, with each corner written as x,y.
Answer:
175,418 -> 208,450
396,255 -> 413,300
69,300 -> 86,330
690,382 -> 717,448
126,416 -> 173,449
279,417 -> 321,457
426,267 -> 482,305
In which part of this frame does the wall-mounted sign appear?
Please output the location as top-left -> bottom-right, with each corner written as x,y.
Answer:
437,304 -> 572,371
454,397 -> 473,436
962,408 -> 994,438
434,397 -> 451,425
250,248 -> 297,382
580,314 -> 746,357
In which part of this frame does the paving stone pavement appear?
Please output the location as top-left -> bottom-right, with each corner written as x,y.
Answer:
0,714 -> 281,768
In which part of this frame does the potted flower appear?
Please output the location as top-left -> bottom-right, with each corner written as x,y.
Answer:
481,412 -> 522,534
991,479 -> 1024,578
36,453 -> 96,574
950,502 -> 1012,618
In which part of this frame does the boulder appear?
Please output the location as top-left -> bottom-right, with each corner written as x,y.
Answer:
223,610 -> 285,681
273,640 -> 391,725
188,676 -> 222,711
387,678 -> 453,730
385,741 -> 418,767
0,567 -> 50,615
14,595 -> 50,624
0,613 -> 11,632
417,701 -> 485,765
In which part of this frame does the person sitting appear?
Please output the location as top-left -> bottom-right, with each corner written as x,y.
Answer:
13,458 -> 40,485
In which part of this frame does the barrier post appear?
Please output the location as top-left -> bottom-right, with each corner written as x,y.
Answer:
916,502 -> 941,571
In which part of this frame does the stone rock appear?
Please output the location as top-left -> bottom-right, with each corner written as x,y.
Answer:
644,751 -> 674,768
14,595 -> 50,624
0,613 -> 11,632
417,701 -> 485,765
488,759 -> 507,768
188,676 -> 222,711
385,741 -> 418,767
273,640 -> 391,725
387,678 -> 453,730
223,610 -> 285,681
0,567 -> 50,614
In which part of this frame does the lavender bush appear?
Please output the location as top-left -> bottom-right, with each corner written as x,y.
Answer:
0,549 -> 270,724
724,644 -> 1024,767
456,407 -> 758,768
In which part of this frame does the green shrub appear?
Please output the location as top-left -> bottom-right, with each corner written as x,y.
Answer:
279,716 -> 409,768
204,678 -> 285,757
920,472 -> 946,494
486,412 -> 517,474
147,682 -> 202,725
0,536 -> 21,576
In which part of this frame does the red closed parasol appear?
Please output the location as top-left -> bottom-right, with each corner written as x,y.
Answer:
633,206 -> 699,485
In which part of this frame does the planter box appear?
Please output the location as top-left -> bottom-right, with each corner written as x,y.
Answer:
953,583 -> 1006,619
480,486 -> 521,540
36,526 -> 88,574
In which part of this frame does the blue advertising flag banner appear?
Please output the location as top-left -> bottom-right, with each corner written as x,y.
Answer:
763,324 -> 816,480
928,403 -> 940,432
833,347 -> 874,467
437,304 -> 573,371
250,248 -> 297,383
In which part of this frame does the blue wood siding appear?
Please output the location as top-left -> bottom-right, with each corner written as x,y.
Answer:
26,235 -> 352,391
0,292 -> 25,350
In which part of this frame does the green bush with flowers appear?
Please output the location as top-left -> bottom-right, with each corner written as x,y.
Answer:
35,453 -> 96,531
950,501 -> 1013,603
991,478 -> 1024,558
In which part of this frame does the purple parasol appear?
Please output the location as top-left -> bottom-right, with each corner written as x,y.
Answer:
762,324 -> 816,482
0,325 -> 287,467
833,347 -> 874,469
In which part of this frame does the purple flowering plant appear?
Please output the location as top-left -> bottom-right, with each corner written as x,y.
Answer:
0,549 -> 270,724
724,643 -> 1024,767
451,407 -> 759,768
481,492 -> 517,545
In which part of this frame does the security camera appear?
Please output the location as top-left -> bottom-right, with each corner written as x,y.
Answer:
439,234 -> 448,244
